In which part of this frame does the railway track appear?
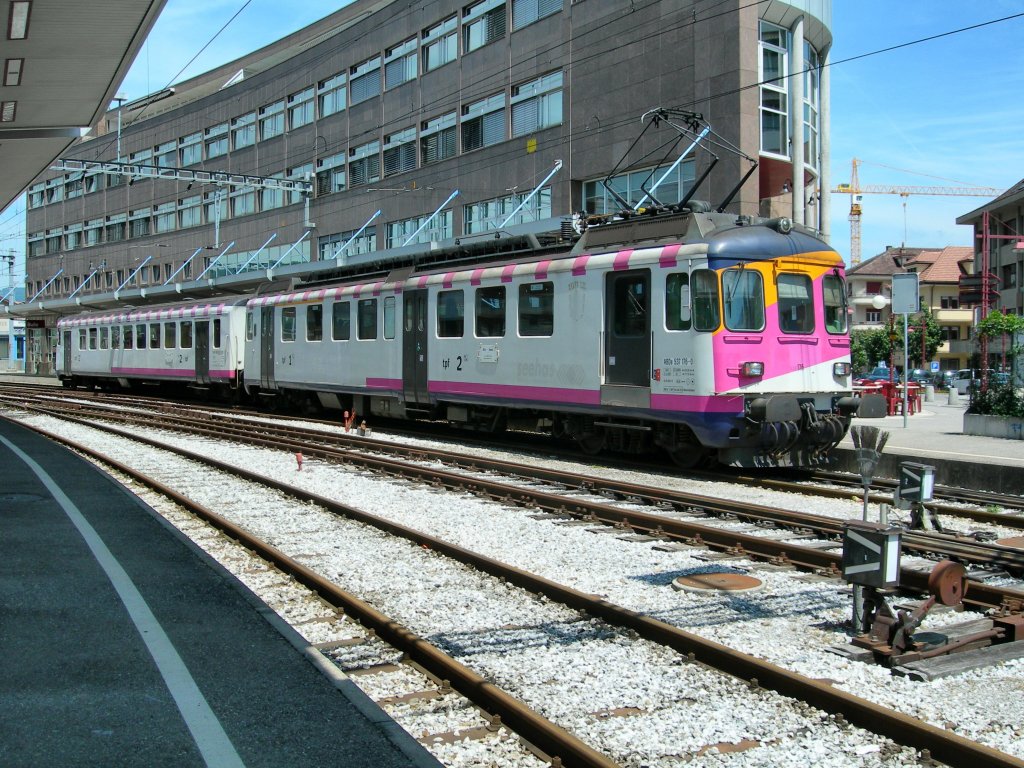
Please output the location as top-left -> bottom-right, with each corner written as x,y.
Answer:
5,405 -> 1023,767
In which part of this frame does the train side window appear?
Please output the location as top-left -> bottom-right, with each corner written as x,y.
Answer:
475,286 -> 505,337
777,273 -> 814,334
112,326 -> 121,349
437,289 -> 464,338
823,273 -> 849,334
245,311 -> 255,341
665,273 -> 692,331
358,298 -> 378,340
518,281 -> 554,337
332,301 -> 351,340
383,296 -> 396,339
78,329 -> 86,349
722,268 -> 764,332
136,324 -> 147,349
88,328 -> 97,350
100,327 -> 109,350
149,324 -> 161,349
213,319 -> 222,348
181,321 -> 193,349
691,270 -> 720,331
307,304 -> 324,341
281,307 -> 297,342
123,325 -> 133,350
164,322 -> 177,348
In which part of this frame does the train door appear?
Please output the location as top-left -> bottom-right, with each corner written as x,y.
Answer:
402,289 -> 430,405
260,306 -> 275,389
603,270 -> 651,405
62,330 -> 71,376
195,321 -> 210,384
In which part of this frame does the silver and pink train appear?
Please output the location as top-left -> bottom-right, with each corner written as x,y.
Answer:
57,208 -> 881,467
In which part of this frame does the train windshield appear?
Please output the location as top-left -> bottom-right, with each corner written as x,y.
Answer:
722,267 -> 765,331
823,273 -> 848,334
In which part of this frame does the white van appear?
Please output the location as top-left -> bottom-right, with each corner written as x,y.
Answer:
951,369 -> 980,395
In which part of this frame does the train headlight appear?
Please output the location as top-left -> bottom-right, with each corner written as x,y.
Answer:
833,362 -> 852,377
741,361 -> 764,377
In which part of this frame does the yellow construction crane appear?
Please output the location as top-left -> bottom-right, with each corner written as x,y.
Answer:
832,158 -> 1003,265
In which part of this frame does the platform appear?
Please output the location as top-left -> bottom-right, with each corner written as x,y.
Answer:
0,416 -> 440,768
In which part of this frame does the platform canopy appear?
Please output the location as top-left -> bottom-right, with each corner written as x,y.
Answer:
0,0 -> 167,213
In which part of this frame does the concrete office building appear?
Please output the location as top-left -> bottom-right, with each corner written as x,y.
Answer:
22,0 -> 833,373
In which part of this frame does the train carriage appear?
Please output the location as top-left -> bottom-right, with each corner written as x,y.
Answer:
241,207 -> 876,467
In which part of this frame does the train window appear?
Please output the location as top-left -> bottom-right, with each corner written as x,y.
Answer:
181,321 -> 193,349
384,296 -> 396,339
78,329 -> 86,349
213,319 -> 222,348
88,328 -> 97,350
518,281 -> 554,336
149,324 -> 161,349
306,304 -> 324,342
665,273 -> 692,331
722,268 -> 764,332
100,327 -> 109,350
246,311 -> 255,341
437,290 -> 464,338
777,273 -> 814,334
611,275 -> 647,337
332,301 -> 351,340
358,298 -> 378,340
475,286 -> 505,337
691,270 -> 720,332
112,326 -> 120,349
281,308 -> 297,342
136,324 -> 147,350
164,322 -> 177,348
823,274 -> 849,334
123,325 -> 133,350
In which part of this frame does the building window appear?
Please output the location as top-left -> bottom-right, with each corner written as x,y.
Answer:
287,163 -> 312,204
179,195 -> 202,228
288,88 -> 314,129
205,190 -> 228,225
422,16 -> 457,72
350,56 -> 382,105
65,175 -> 83,199
44,228 -> 61,254
319,227 -> 377,260
64,225 -> 82,251
437,289 -> 465,337
154,203 -> 176,234
387,210 -> 453,248
129,208 -> 151,238
84,219 -> 103,246
464,0 -> 506,53
803,43 -> 821,170
231,113 -> 255,149
421,112 -> 456,165
512,0 -> 559,30
461,93 -> 504,152
940,295 -> 960,310
511,71 -> 562,137
261,175 -> 285,211
349,140 -> 381,186
464,187 -> 550,234
866,310 -> 882,324
84,173 -> 102,194
941,326 -> 960,342
260,100 -> 285,140
155,140 -> 176,168
759,21 -> 789,158
317,72 -> 347,117
44,178 -> 63,203
231,189 -> 255,218
584,162 -> 695,215
205,123 -> 228,158
28,183 -> 43,208
385,38 -> 417,89
1002,263 -> 1018,288
179,132 -> 202,165
383,127 -> 417,177
315,153 -> 346,196
105,215 -> 126,243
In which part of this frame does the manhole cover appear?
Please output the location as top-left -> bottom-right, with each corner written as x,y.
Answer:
0,493 -> 46,503
997,536 -> 1024,549
671,572 -> 763,593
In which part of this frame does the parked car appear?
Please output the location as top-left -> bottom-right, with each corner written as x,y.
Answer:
906,369 -> 932,385
951,368 -> 981,395
854,367 -> 900,387
933,370 -> 956,389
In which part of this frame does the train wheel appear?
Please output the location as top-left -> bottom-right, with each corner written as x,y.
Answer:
668,446 -> 711,469
576,432 -> 605,455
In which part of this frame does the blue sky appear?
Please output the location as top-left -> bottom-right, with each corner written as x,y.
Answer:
3,0 -> 1024,291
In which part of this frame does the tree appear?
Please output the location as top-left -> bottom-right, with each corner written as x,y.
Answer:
851,327 -> 893,372
977,310 -> 1024,378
